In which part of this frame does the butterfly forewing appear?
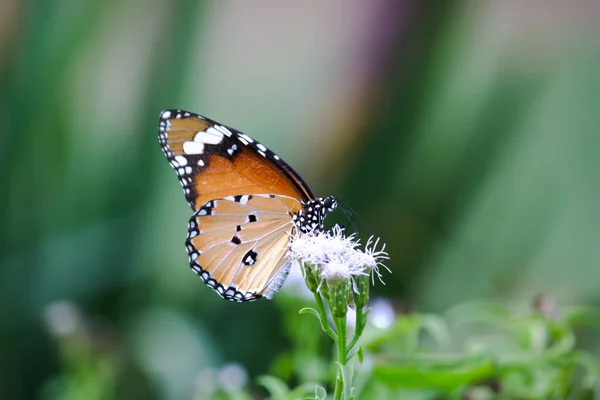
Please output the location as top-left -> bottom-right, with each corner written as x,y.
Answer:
186,194 -> 302,301
158,110 -> 314,210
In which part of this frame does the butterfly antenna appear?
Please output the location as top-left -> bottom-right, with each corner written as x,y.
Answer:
337,198 -> 375,239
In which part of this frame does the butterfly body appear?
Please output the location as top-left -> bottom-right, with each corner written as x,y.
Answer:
158,110 -> 336,301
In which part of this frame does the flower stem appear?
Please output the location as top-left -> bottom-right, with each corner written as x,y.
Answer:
313,292 -> 337,341
333,315 -> 347,400
347,307 -> 364,356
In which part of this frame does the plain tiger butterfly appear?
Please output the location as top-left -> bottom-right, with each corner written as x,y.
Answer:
158,110 -> 337,302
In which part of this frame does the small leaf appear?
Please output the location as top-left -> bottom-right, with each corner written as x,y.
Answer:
574,350 -> 600,389
299,307 -> 320,318
298,307 -> 325,331
421,314 -> 452,346
300,307 -> 337,340
357,346 -> 365,364
315,385 -> 327,399
257,375 -> 290,399
288,383 -> 324,399
372,358 -> 496,390
361,307 -> 372,326
563,306 -> 600,328
349,387 -> 357,400
355,307 -> 371,338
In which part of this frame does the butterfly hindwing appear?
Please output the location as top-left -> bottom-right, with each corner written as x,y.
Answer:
185,194 -> 303,301
158,110 -> 313,210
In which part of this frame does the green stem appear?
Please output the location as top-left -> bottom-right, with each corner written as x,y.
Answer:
313,292 -> 337,341
333,315 -> 347,400
347,307 -> 364,355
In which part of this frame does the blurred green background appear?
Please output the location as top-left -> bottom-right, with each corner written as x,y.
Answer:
1,1 -> 599,398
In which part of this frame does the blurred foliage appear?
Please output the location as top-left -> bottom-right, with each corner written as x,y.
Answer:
358,299 -> 599,399
37,296 -> 599,400
1,0 -> 600,399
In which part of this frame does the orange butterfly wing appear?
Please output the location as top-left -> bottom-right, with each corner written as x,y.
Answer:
158,110 -> 316,301
158,110 -> 313,210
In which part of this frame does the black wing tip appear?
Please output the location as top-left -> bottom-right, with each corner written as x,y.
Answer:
158,109 -> 176,121
159,109 -> 204,121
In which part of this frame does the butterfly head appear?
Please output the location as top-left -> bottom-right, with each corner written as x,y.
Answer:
294,196 -> 338,234
323,196 -> 338,212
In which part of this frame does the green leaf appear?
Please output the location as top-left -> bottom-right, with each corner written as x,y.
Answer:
220,387 -> 254,400
299,307 -> 325,331
563,306 -> 600,328
299,307 -> 320,317
357,346 -> 365,364
299,307 -> 336,340
574,350 -> 600,389
315,385 -> 327,399
373,358 -> 496,391
421,314 -> 452,346
361,307 -> 372,326
286,383 -> 324,400
256,375 -> 290,399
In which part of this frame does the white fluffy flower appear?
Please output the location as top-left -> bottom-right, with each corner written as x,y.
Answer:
289,225 -> 389,285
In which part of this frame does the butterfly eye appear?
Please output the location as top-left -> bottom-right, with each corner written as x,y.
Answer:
324,196 -> 338,212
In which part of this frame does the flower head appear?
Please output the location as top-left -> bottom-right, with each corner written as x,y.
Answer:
291,225 -> 388,281
290,225 -> 390,310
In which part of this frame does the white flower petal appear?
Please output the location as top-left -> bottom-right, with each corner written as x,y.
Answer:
290,225 -> 390,287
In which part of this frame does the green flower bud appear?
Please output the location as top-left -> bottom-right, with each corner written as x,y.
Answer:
302,262 -> 320,294
320,280 -> 330,301
327,278 -> 351,319
354,274 -> 370,309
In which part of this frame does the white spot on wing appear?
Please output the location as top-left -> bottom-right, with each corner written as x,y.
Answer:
183,141 -> 205,155
174,155 -> 188,166
257,143 -> 267,152
239,133 -> 254,143
162,111 -> 171,119
193,127 -> 224,145
214,125 -> 233,137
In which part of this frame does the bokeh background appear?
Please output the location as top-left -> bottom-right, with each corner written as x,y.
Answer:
1,1 -> 600,398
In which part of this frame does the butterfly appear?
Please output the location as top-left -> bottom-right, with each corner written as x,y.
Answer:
158,110 -> 337,302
